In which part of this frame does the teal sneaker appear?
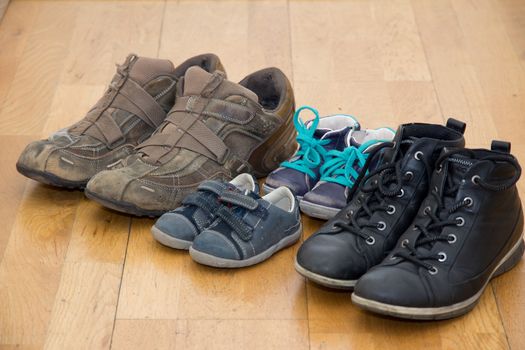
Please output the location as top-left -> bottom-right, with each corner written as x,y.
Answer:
263,106 -> 360,198
299,128 -> 395,220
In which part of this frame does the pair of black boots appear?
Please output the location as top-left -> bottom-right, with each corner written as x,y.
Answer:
295,119 -> 523,320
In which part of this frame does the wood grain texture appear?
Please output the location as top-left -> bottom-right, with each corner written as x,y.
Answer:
0,0 -> 524,349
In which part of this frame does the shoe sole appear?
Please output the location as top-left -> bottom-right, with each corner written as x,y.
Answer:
85,189 -> 165,217
151,225 -> 192,250
262,184 -> 303,200
189,224 -> 302,268
16,163 -> 87,189
351,237 -> 525,320
299,200 -> 341,220
295,259 -> 357,290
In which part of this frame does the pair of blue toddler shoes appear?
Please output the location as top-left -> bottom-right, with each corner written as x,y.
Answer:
264,106 -> 395,220
151,173 -> 302,268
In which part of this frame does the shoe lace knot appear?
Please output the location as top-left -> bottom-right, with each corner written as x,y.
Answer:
281,106 -> 331,179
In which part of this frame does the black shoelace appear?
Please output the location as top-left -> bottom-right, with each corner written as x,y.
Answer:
394,149 -> 522,272
333,140 -> 433,243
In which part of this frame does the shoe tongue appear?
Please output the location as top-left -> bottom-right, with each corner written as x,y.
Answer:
127,55 -> 175,85
441,152 -> 473,207
182,66 -> 259,103
321,126 -> 353,151
346,130 -> 385,154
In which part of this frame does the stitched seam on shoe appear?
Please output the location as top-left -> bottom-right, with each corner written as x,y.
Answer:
230,232 -> 249,258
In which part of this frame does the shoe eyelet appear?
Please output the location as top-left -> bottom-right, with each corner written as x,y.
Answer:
366,236 -> 376,245
397,189 -> 405,198
414,151 -> 424,160
401,239 -> 409,247
377,221 -> 386,231
438,252 -> 447,262
345,210 -> 353,218
456,217 -> 465,226
387,205 -> 396,215
428,266 -> 438,275
437,165 -> 443,173
404,171 -> 414,181
448,234 -> 457,244
372,179 -> 378,186
471,175 -> 480,185
390,255 -> 398,260
424,206 -> 431,215
464,197 -> 473,207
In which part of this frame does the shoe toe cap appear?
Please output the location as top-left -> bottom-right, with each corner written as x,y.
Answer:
297,232 -> 367,280
154,213 -> 199,242
265,168 -> 310,196
354,266 -> 430,307
192,230 -> 240,260
86,169 -> 131,201
17,140 -> 56,172
302,182 -> 347,209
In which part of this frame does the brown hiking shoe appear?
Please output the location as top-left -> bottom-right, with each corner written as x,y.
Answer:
85,66 -> 297,216
16,53 -> 225,189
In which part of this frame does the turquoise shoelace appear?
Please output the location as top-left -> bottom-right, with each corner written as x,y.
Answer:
320,139 -> 384,188
281,106 -> 331,179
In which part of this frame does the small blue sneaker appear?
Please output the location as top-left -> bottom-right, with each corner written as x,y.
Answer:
151,173 -> 259,250
189,186 -> 301,268
263,106 -> 360,199
299,128 -> 395,220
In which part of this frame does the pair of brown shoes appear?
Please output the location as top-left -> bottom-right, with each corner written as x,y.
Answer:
16,53 -> 297,216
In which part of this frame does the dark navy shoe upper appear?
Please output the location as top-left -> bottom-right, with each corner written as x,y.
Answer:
264,106 -> 360,197
354,142 -> 523,308
153,173 -> 258,243
191,187 -> 301,261
296,119 -> 467,283
301,128 -> 396,212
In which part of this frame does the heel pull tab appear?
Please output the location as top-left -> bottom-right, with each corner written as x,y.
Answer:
446,118 -> 467,134
491,140 -> 511,153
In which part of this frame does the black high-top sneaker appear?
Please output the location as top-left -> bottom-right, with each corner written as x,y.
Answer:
352,141 -> 523,320
295,119 -> 466,289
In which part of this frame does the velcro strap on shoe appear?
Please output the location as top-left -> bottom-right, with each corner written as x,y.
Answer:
182,192 -> 220,213
93,109 -> 125,147
215,206 -> 253,241
197,180 -> 228,195
72,75 -> 167,147
171,96 -> 256,125
219,191 -> 259,210
164,112 -> 229,162
117,78 -> 167,128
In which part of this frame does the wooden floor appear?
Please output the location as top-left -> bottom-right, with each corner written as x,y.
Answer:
0,0 -> 524,349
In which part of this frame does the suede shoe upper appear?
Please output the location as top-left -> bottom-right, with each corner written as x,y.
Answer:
16,53 -> 224,188
153,174 -> 259,246
264,106 -> 360,198
300,128 -> 396,216
86,66 -> 296,215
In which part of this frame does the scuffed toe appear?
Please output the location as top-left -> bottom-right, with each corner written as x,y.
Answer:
296,232 -> 367,281
354,266 -> 430,307
192,230 -> 240,260
154,213 -> 198,242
